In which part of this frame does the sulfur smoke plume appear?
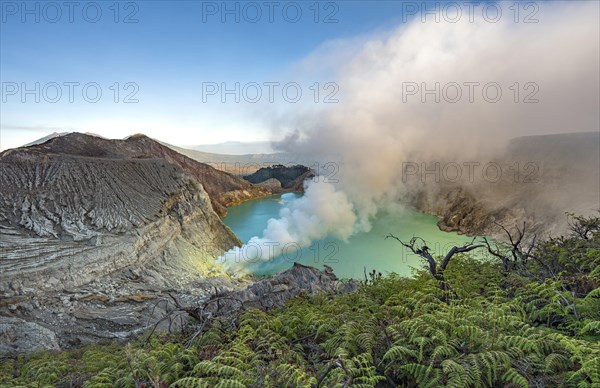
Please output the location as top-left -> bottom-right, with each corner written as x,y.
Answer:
220,1 -> 599,269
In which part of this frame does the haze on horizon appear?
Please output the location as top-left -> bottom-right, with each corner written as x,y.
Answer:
1,0 -> 415,150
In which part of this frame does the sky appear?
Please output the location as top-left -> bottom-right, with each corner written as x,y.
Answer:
1,0 -> 452,150
1,1 -> 598,152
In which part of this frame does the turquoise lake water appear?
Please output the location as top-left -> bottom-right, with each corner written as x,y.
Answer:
223,193 -> 483,279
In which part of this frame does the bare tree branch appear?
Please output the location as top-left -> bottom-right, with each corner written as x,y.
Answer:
489,222 -> 539,268
441,237 -> 484,271
385,234 -> 437,276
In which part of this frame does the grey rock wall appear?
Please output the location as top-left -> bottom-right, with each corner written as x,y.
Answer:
0,133 -> 265,355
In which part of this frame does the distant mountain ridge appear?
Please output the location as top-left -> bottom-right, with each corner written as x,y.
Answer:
185,140 -> 276,155
22,131 -> 105,147
18,132 -> 323,176
161,141 -> 317,176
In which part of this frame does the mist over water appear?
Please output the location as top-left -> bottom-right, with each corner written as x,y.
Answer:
221,193 -> 481,278
218,183 -> 356,267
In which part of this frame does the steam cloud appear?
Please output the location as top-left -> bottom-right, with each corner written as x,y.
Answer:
220,1 -> 599,269
218,181 -> 355,266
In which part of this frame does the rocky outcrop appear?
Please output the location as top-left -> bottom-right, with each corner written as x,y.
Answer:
0,261 -> 354,355
243,164 -> 315,193
0,134 -> 255,295
0,273 -> 242,354
172,263 -> 359,332
255,178 -> 283,191
0,133 -> 274,355
203,263 -> 359,315
407,184 -> 529,239
0,316 -> 60,354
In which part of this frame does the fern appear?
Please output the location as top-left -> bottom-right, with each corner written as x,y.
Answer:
502,368 -> 529,388
3,239 -> 599,387
273,363 -> 316,387
171,377 -> 211,387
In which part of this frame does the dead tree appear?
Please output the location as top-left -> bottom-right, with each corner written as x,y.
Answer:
385,234 -> 484,296
141,291 -> 245,348
566,212 -> 600,240
481,221 -> 540,274
483,220 -> 589,321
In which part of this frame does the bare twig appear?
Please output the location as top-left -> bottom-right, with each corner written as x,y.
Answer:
185,312 -> 213,349
385,234 -> 437,276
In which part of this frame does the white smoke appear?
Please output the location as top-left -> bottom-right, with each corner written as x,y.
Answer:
221,1 -> 599,270
219,181 -> 355,268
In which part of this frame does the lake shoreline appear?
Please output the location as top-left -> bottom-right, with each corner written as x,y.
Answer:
222,193 -> 493,280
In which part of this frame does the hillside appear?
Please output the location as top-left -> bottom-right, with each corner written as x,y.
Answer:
0,133 -> 271,354
6,133 -> 271,216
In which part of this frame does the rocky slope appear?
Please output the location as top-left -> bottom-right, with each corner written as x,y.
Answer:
185,263 -> 359,323
0,133 -> 273,354
22,133 -> 270,215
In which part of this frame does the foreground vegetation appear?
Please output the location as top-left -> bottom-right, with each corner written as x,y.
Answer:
1,215 -> 599,387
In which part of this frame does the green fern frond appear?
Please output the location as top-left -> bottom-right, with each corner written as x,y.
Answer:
171,377 -> 212,387
501,368 -> 529,388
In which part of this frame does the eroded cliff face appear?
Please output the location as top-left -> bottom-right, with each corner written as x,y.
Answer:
0,133 -> 272,354
405,183 -> 530,239
403,132 -> 600,240
0,138 -> 244,294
